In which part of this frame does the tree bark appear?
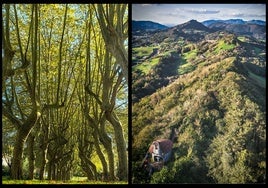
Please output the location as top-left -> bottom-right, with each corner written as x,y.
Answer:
105,111 -> 128,181
11,111 -> 41,179
79,151 -> 97,180
99,117 -> 116,181
95,4 -> 128,84
39,122 -> 49,180
27,133 -> 35,179
92,129 -> 109,181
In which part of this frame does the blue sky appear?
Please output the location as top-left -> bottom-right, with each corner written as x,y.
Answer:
132,4 -> 266,26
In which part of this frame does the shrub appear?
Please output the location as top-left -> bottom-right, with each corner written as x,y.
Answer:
2,165 -> 11,177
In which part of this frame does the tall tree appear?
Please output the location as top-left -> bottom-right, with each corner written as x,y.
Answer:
94,4 -> 128,84
2,4 -> 128,182
2,4 -> 41,179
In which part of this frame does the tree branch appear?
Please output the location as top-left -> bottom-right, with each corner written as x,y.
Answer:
2,105 -> 22,127
84,84 -> 102,106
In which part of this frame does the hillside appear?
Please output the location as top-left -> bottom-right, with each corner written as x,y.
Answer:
131,19 -> 266,184
132,20 -> 169,35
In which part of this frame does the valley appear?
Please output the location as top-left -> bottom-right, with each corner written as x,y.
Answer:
131,19 -> 266,184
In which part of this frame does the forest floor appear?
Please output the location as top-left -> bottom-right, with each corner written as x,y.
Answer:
2,176 -> 128,184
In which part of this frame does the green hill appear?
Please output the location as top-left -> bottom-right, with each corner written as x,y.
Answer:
131,23 -> 266,183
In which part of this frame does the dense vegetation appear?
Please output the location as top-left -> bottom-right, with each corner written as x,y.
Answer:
2,4 -> 128,183
132,21 -> 266,183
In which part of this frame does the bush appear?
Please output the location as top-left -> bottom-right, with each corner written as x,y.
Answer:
2,165 -> 11,177
150,166 -> 174,184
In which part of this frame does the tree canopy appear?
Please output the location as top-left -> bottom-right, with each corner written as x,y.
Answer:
2,4 -> 128,182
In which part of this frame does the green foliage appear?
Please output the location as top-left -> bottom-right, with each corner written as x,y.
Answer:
131,162 -> 151,184
132,21 -> 266,184
3,3 -> 128,182
2,166 -> 11,177
150,166 -> 174,184
132,33 -> 266,183
178,61 -> 196,75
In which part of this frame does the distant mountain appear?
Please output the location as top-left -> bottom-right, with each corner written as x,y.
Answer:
204,20 -> 266,40
133,19 -> 212,46
132,20 -> 169,33
202,19 -> 266,27
202,19 -> 266,40
175,19 -> 211,32
247,20 -> 266,25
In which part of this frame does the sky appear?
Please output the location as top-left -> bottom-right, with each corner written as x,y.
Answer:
132,4 -> 266,26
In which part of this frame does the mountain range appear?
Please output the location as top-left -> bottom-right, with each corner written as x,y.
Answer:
202,19 -> 266,26
132,19 -> 266,41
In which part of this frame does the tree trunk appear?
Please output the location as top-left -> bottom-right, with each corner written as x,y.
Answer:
11,111 -> 40,179
39,142 -> 48,180
39,119 -> 49,180
11,130 -> 26,180
105,111 -> 128,181
52,163 -> 56,180
27,133 -> 35,179
99,117 -> 116,181
95,4 -> 128,83
47,161 -> 52,180
79,151 -> 97,180
92,129 -> 109,181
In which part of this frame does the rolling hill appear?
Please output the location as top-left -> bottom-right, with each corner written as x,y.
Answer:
131,19 -> 266,184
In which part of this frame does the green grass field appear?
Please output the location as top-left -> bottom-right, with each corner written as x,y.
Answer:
2,176 -> 127,184
184,49 -> 197,60
133,57 -> 160,74
132,46 -> 156,59
178,49 -> 197,75
214,40 -> 235,53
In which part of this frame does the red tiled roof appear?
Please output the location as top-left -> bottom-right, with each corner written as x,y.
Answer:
148,139 -> 173,154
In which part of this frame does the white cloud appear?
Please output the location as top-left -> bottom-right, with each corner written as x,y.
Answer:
188,8 -> 220,14
141,4 -> 153,7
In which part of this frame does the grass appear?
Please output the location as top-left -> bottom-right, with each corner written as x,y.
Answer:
214,40 -> 235,53
133,57 -> 160,74
132,45 -> 160,69
178,49 -> 197,75
244,67 -> 266,88
198,61 -> 208,68
2,176 -> 127,184
179,62 -> 196,75
184,49 -> 197,60
132,46 -> 156,59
